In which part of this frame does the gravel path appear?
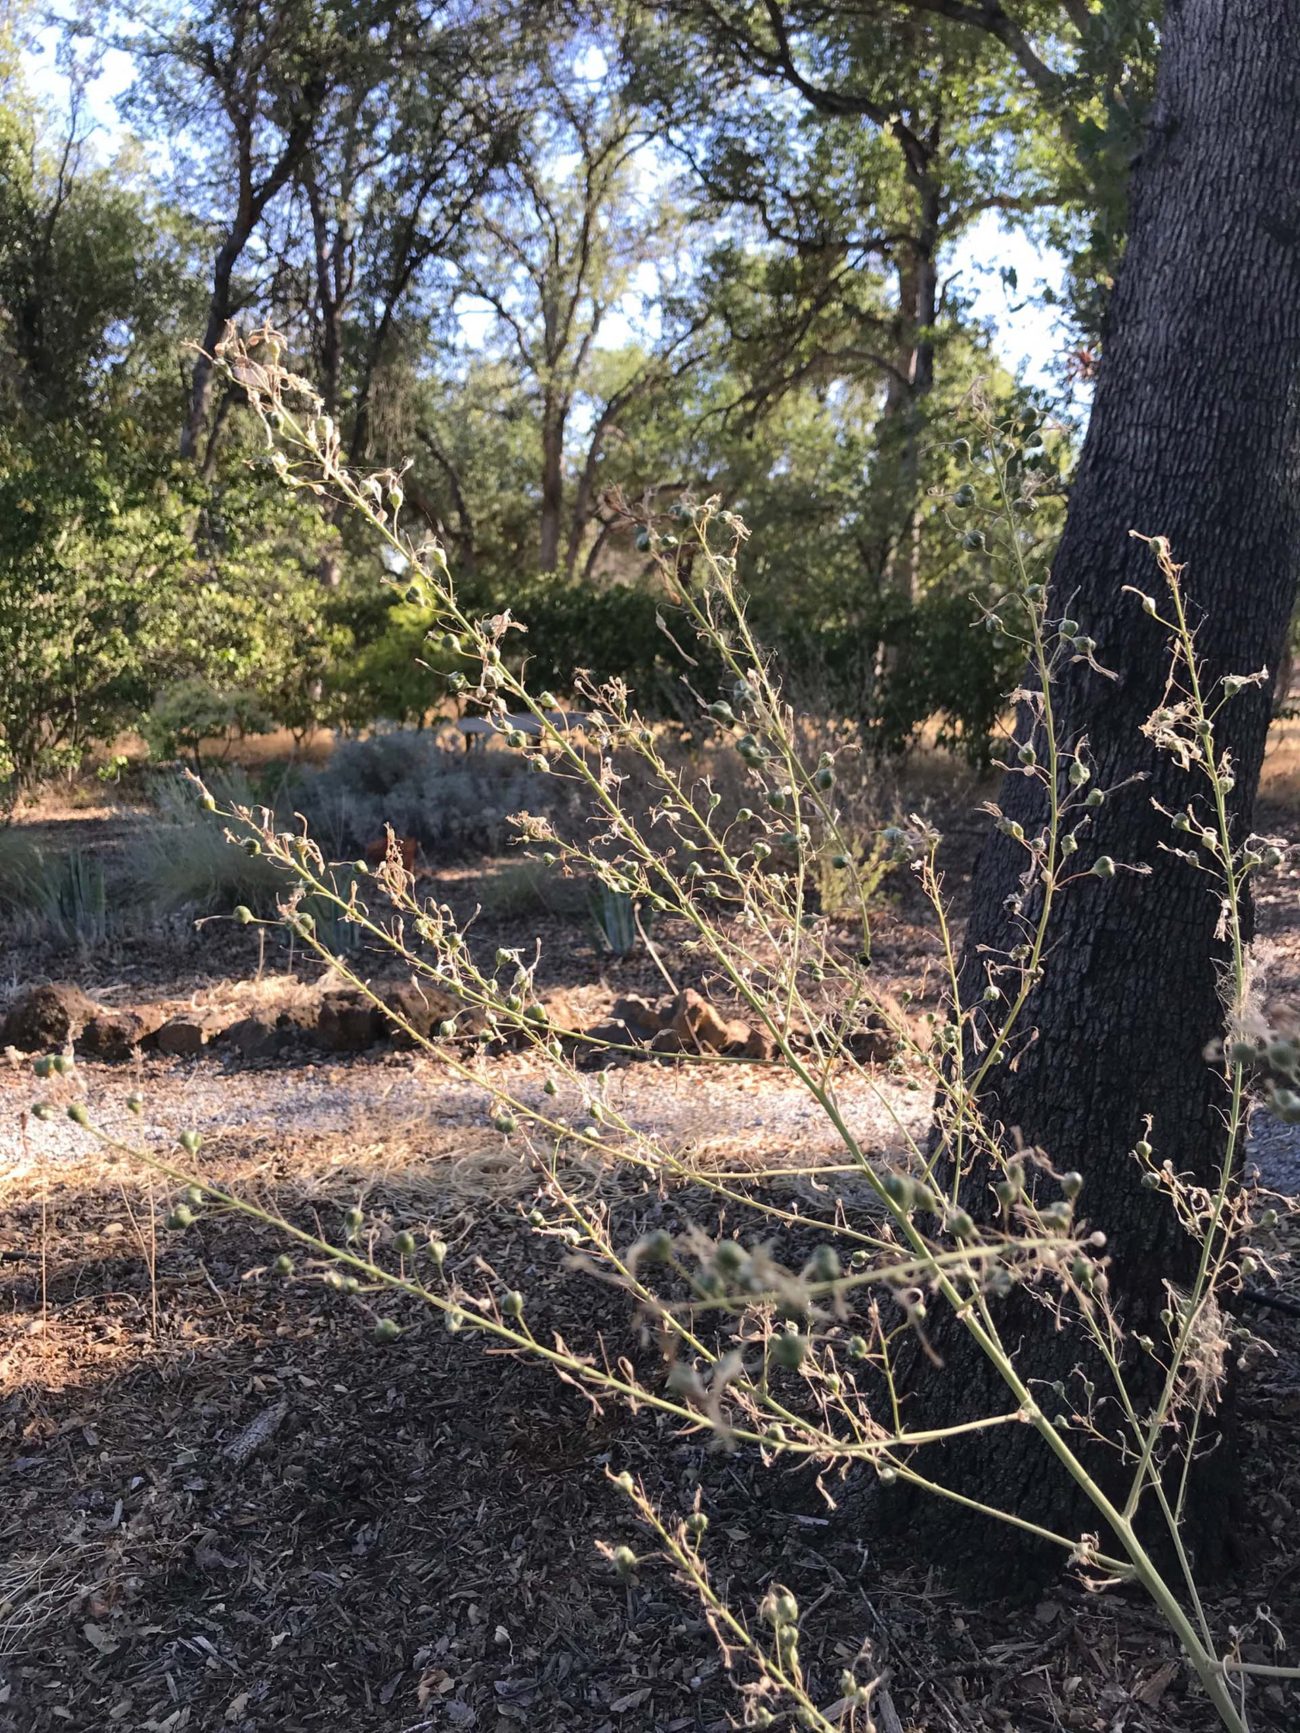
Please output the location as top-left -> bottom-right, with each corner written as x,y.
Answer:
0,1049 -> 932,1182
6,1046 -> 1298,1196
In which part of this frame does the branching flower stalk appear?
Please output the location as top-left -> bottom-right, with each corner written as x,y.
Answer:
33,334 -> 1299,1732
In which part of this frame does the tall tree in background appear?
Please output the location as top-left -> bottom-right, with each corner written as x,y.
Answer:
450,35 -> 703,576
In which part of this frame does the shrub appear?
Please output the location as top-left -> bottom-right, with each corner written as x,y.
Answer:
0,828 -> 45,916
142,676 -> 276,767
291,729 -> 578,861
128,771 -> 287,913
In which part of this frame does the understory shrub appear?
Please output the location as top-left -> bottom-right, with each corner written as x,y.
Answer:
291,728 -> 580,861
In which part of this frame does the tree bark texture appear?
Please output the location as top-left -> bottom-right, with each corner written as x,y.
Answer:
900,0 -> 1300,1587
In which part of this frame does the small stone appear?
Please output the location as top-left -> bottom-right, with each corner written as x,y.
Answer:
669,988 -> 732,1052
153,1016 -> 206,1058
221,1014 -> 283,1063
77,1011 -> 150,1063
378,980 -> 457,1047
3,983 -> 97,1051
611,994 -> 667,1037
316,993 -> 379,1053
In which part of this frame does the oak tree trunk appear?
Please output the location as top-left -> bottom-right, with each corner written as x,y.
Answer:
901,0 -> 1300,1588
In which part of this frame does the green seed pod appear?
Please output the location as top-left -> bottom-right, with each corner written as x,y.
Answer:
373,1317 -> 401,1344
1017,743 -> 1036,766
344,1206 -> 365,1236
1091,856 -> 1116,879
394,1230 -> 417,1257
953,483 -> 975,508
429,1238 -> 448,1268
848,1335 -> 869,1359
877,1463 -> 898,1486
1060,1171 -> 1084,1199
506,729 -> 527,749
1260,1208 -> 1280,1230
234,904 -> 255,926
272,1253 -> 294,1277
946,1209 -> 975,1241
962,528 -> 986,552
831,851 -> 852,870
1172,812 -> 1192,832
814,764 -> 834,790
612,1470 -> 635,1492
882,1172 -> 915,1211
1227,1039 -> 1258,1066
542,1077 -> 559,1097
685,1511 -> 708,1540
613,1546 -> 638,1579
770,1331 -> 807,1370
242,837 -> 261,856
767,1587 -> 800,1627
1074,635 -> 1097,656
805,1244 -> 841,1283
502,1289 -> 524,1317
1068,759 -> 1090,787
32,1101 -> 53,1120
707,701 -> 736,725
344,1275 -> 361,1294
712,1240 -> 748,1278
178,1129 -> 202,1155
1141,1171 -> 1161,1190
67,1102 -> 90,1127
493,1111 -> 518,1135
167,1204 -> 195,1230
184,1185 -> 204,1209
1058,618 -> 1079,638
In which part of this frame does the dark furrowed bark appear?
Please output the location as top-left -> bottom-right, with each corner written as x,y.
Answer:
895,0 -> 1300,1591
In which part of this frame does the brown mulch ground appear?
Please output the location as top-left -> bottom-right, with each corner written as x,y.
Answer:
2,1130 -> 1299,1733
2,767 -> 1300,1733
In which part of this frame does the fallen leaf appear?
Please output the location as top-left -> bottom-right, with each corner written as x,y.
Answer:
83,1622 -> 119,1656
1134,1660 -> 1179,1707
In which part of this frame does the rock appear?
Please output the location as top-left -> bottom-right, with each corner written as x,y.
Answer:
669,988 -> 732,1052
839,993 -> 911,1065
154,1016 -> 206,1058
77,1011 -> 151,1063
578,1019 -> 636,1065
317,992 -> 379,1053
3,983 -> 97,1051
739,1024 -> 778,1062
611,994 -> 667,1037
378,980 -> 455,1048
222,1014 -> 283,1063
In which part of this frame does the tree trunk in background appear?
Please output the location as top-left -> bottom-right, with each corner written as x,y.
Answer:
877,195 -> 939,605
903,0 -> 1300,1588
538,397 -> 566,573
